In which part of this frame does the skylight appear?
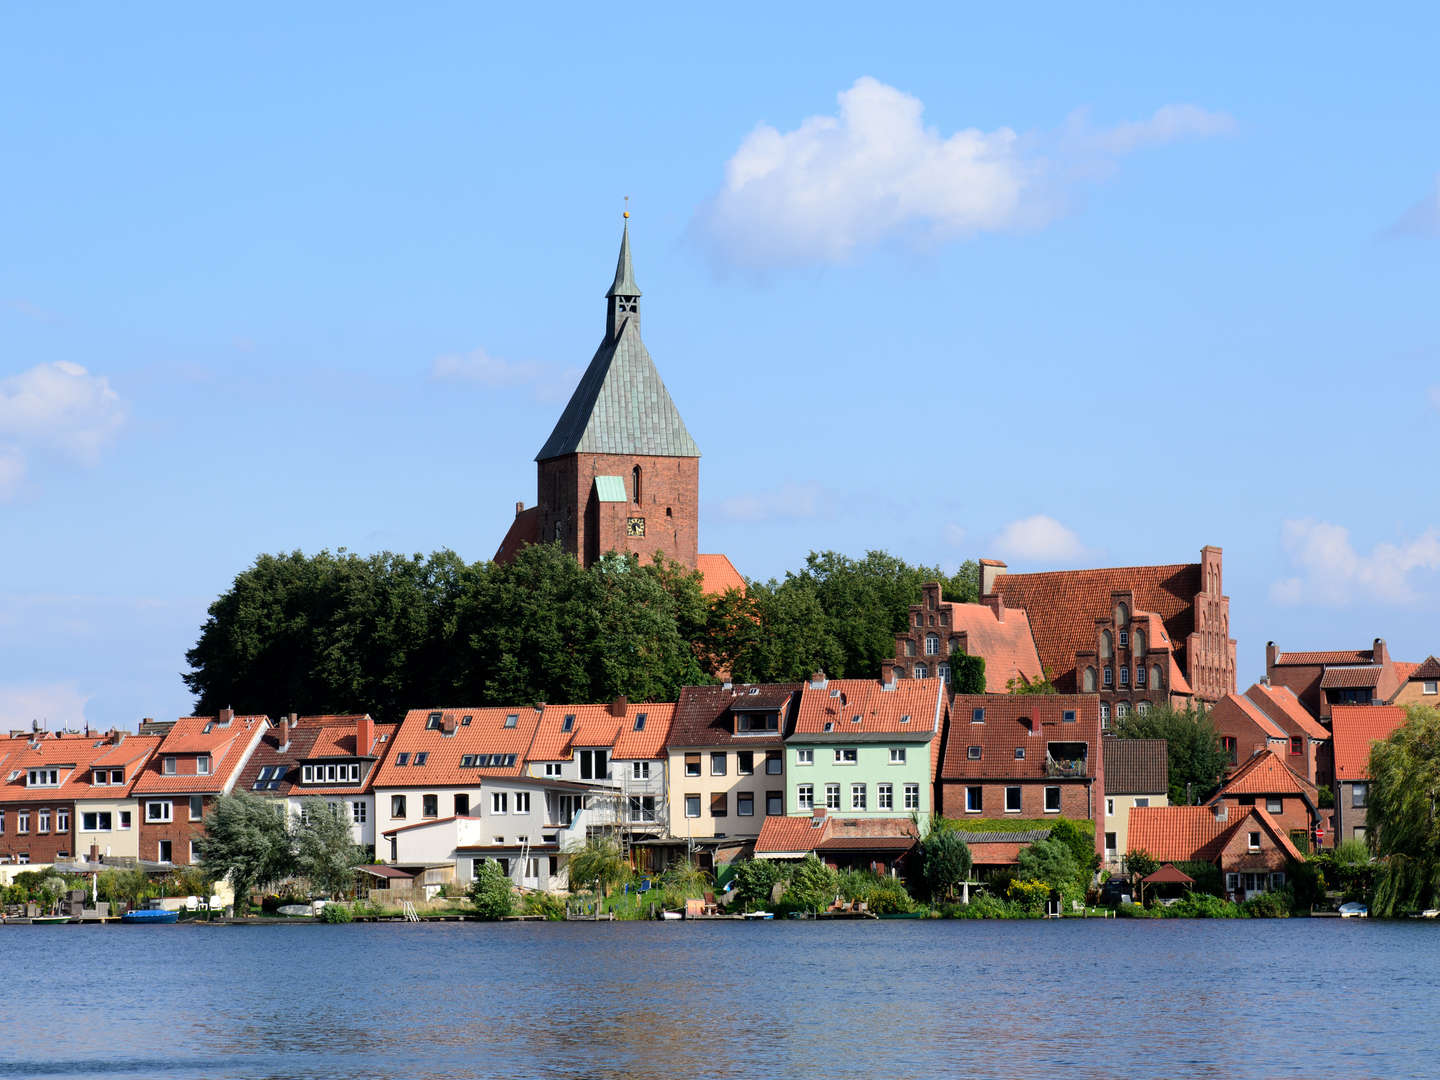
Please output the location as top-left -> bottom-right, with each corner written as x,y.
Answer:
395,753 -> 410,766
504,714 -> 518,729
634,713 -> 647,731
414,752 -> 429,766
561,715 -> 575,732
462,715 -> 473,726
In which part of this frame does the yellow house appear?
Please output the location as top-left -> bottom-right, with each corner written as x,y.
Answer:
1101,738 -> 1169,869
1388,657 -> 1440,707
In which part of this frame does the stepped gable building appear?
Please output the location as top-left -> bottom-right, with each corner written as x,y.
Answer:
892,582 -> 1042,691
1264,638 -> 1411,721
495,217 -> 740,595
981,546 -> 1236,720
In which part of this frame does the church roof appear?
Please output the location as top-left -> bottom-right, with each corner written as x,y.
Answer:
536,223 -> 700,462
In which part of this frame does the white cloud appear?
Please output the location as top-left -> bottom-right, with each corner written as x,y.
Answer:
0,681 -> 91,731
694,77 -> 1233,268
714,483 -> 823,523
0,361 -> 126,497
1388,174 -> 1440,237
993,514 -> 1086,563
1270,518 -> 1440,606
431,348 -> 581,404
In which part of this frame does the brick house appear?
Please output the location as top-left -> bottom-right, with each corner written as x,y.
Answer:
1264,639 -> 1411,722
132,710 -> 268,865
892,582 -> 1042,690
982,545 -> 1236,725
495,218 -> 739,595
1101,739 -> 1168,870
1210,692 -> 1289,774
1129,803 -> 1305,900
1207,749 -> 1319,850
1242,682 -> 1332,786
1329,704 -> 1408,845
939,694 -> 1105,860
1386,656 -> 1440,707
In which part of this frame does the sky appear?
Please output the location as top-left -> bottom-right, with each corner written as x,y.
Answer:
3,5 -> 1439,731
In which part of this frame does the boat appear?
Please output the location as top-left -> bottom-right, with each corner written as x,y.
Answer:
660,910 -> 682,920
1420,909 -> 1440,919
742,911 -> 774,920
121,909 -> 179,924
30,915 -> 72,925
1338,902 -> 1368,919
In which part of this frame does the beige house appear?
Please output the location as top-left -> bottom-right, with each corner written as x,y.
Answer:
1388,656 -> 1440,707
1101,738 -> 1169,869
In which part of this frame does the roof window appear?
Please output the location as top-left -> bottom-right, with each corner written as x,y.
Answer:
395,752 -> 410,766
561,714 -> 575,732
851,714 -> 861,724
461,755 -> 476,767
633,712 -> 647,731
462,715 -> 473,726
425,713 -> 442,730
823,722 -> 835,732
900,715 -> 911,724
972,708 -> 985,724
1062,710 -> 1076,723
413,752 -> 428,766
504,714 -> 519,729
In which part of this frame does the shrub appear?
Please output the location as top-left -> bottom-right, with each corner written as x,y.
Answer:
1006,878 -> 1052,912
318,902 -> 353,923
732,859 -> 785,909
953,891 -> 1034,919
1165,892 -> 1241,918
781,855 -> 837,912
522,891 -> 567,920
1048,818 -> 1100,878
468,859 -> 514,920
919,829 -> 972,901
1125,849 -> 1158,879
1241,889 -> 1292,918
1016,839 -> 1082,903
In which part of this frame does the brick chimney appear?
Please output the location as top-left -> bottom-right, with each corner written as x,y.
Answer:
880,659 -> 897,685
609,696 -> 628,718
218,706 -> 235,726
356,714 -> 373,755
985,592 -> 1006,622
1212,803 -> 1228,822
1265,641 -> 1279,675
515,501 -> 525,516
277,714 -> 291,752
1373,637 -> 1389,666
441,714 -> 458,735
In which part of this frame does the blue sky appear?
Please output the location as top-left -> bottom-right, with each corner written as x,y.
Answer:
3,5 -> 1438,730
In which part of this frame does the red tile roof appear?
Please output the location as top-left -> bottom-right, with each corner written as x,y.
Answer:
754,813 -> 826,855
0,732 -> 163,804
792,678 -> 943,738
1391,661 -> 1420,686
1214,692 -> 1287,741
1129,804 -> 1304,863
1103,739 -> 1168,796
990,562 -> 1202,693
753,811 -> 918,856
131,715 -> 268,794
941,695 -> 1102,780
1330,704 -> 1408,782
1319,666 -> 1382,689
527,702 -> 676,762
669,684 -> 800,748
1275,649 -> 1373,666
966,840 -> 1027,865
946,600 -> 1043,692
493,505 -> 540,564
373,707 -> 542,787
697,553 -> 745,596
1408,657 -> 1440,681
1213,750 -> 1311,799
1244,683 -> 1330,742
233,716 -> 399,798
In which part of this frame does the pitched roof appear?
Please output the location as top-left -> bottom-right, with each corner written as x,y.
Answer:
492,505 -> 539,563
1142,863 -> 1196,885
791,678 -> 943,740
669,684 -> 800,748
535,225 -> 698,461
1213,750 -> 1311,800
1330,704 -> 1408,782
1408,656 -> 1440,681
697,553 -> 745,596
1215,692 -> 1287,741
754,811 -> 918,857
373,707 -> 542,787
1319,665 -> 1382,689
989,561 -> 1202,693
1103,739 -> 1168,796
1244,683 -> 1330,742
233,716 -> 398,798
0,732 -> 163,804
1128,804 -> 1303,863
1391,661 -> 1420,685
526,702 -> 675,762
131,714 -> 268,794
941,695 -> 1102,780
1274,649 -> 1373,666
944,599 -> 1043,692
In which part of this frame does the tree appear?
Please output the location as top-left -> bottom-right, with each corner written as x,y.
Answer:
1124,849 -> 1158,879
293,798 -> 360,899
919,827 -> 972,900
732,858 -> 784,908
1112,704 -> 1228,804
197,792 -> 292,911
782,854 -> 837,911
729,579 -> 844,683
564,837 -> 630,897
1015,838 -> 1081,894
467,859 -> 514,919
949,650 -> 986,695
1007,668 -> 1058,695
1047,818 -> 1099,877
1367,704 -> 1440,916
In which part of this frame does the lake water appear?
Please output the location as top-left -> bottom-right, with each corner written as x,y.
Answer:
2,919 -> 1433,1079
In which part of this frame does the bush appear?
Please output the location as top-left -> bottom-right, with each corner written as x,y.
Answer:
1125,849 -> 1158,879
867,877 -> 917,915
732,859 -> 785,909
1016,839 -> 1082,903
1006,878 -> 1052,913
318,902 -> 353,923
781,855 -> 837,912
918,828 -> 972,901
1166,892 -> 1242,918
468,859 -> 514,920
1048,818 -> 1099,878
951,891 -> 1034,919
1241,888 -> 1292,918
522,891 -> 567,920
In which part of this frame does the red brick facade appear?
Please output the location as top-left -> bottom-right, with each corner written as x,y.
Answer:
137,794 -> 212,864
537,452 -> 698,570
0,801 -> 77,864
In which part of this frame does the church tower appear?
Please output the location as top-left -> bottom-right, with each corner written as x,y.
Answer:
517,214 -> 701,569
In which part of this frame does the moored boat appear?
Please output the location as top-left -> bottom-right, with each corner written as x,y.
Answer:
120,909 -> 179,924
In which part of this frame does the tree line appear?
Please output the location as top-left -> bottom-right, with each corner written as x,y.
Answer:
184,543 -> 979,719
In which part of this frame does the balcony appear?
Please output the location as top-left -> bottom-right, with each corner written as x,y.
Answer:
1044,756 -> 1088,778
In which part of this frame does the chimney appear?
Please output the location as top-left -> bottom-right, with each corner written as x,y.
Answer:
881,659 -> 897,686
985,592 -> 1006,622
357,715 -> 373,755
1373,637 -> 1389,666
979,558 -> 1008,597
278,714 -> 291,752
609,696 -> 628,718
809,671 -> 827,689
1212,803 -> 1228,822
441,714 -> 457,735
1265,641 -> 1279,675
515,501 -> 525,517
218,706 -> 235,726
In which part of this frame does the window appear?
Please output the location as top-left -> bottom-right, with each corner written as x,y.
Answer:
491,792 -> 507,815
38,809 -> 51,833
834,748 -> 857,765
1151,664 -> 1163,689
877,783 -> 893,810
162,757 -> 176,775
766,790 -> 783,816
632,760 -> 651,780
1105,797 -> 1115,817
851,783 -> 867,811
1100,703 -> 1110,728
710,792 -> 728,818
503,714 -> 518,729
1119,667 -> 1130,687
685,795 -> 701,818
937,662 -> 950,683
1290,736 -> 1303,756
1005,787 -> 1022,813
1426,681 -> 1439,696
1103,667 -> 1113,688
544,762 -> 563,777
904,639 -> 915,657
413,752 -> 428,766
426,712 -> 442,730
889,747 -> 906,765
197,754 -> 211,775
765,751 -> 782,775
110,768 -> 123,784
796,749 -> 814,766
1352,782 -> 1368,809
352,802 -> 367,824
17,811 -> 30,833
1136,702 -> 1150,716
1222,736 -> 1238,765
514,791 -> 530,813
797,784 -> 814,810
1062,709 -> 1076,724
1014,747 -> 1025,760
422,794 -> 439,817
914,663 -> 928,678
737,751 -> 754,775
966,786 -> 982,813
633,712 -> 647,731
391,795 -> 406,818
1116,703 -> 1130,720
925,633 -> 940,656
737,792 -> 754,816
736,711 -> 780,733
118,810 -> 131,830
684,753 -> 701,777
395,752 -> 410,767
630,796 -> 657,822
189,796 -> 204,821
579,749 -> 609,781
710,752 -> 727,776
1134,666 -> 1146,687
146,801 -> 172,823
966,745 -> 981,761
1266,797 -> 1283,814
632,464 -> 642,504
1105,831 -> 1117,855
1247,831 -> 1261,852
56,809 -> 69,833
82,811 -> 113,832
825,784 -> 841,810
1101,630 -> 1113,659
903,784 -> 920,811
1133,797 -> 1150,808
454,793 -> 470,815
561,714 -> 575,732
1044,787 -> 1061,813
461,714 -> 472,726
1119,630 -> 1129,649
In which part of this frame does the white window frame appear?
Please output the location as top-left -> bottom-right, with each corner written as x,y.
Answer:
118,810 -> 132,830
38,809 -> 51,834
1248,831 -> 1261,852
851,783 -> 867,811
162,757 -> 176,775
684,795 -> 701,819
544,762 -> 563,777
1105,797 -> 1114,817
491,792 -> 508,815
797,784 -> 814,810
1266,797 -> 1283,814
1043,787 -> 1061,814
352,801 -> 367,824
710,752 -> 727,777
966,786 -> 982,813
825,784 -> 841,810
146,800 -> 173,823
903,784 -> 920,811
189,795 -> 204,821
17,811 -> 30,833
877,783 -> 893,810
82,811 -> 113,832
796,749 -> 814,766
925,633 -> 940,656
889,747 -> 906,765
197,754 -> 211,776
632,761 -> 650,780
1425,680 -> 1439,695
834,748 -> 858,765
514,792 -> 530,814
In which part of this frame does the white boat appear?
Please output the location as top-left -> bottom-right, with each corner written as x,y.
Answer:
1339,902 -> 1368,918
743,911 -> 774,920
660,910 -> 682,920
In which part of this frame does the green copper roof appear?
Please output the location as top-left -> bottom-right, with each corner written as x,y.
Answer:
594,475 -> 627,502
605,219 -> 641,298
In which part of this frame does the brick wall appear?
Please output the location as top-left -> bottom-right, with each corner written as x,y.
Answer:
137,794 -> 211,865
0,802 -> 76,863
537,452 -> 698,569
938,779 -> 1095,822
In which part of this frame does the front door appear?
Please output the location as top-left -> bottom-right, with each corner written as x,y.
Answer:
157,840 -> 172,863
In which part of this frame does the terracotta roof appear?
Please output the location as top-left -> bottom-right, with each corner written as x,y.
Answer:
1129,805 -> 1303,863
1215,692 -> 1287,741
1319,666 -> 1382,690
669,684 -> 800,748
753,812 -> 917,856
697,553 -> 745,596
0,733 -> 163,804
989,561 -> 1202,693
1391,661 -> 1420,686
753,814 -> 826,855
1213,750 -> 1311,800
1244,683 -> 1330,742
1142,864 -> 1196,885
131,715 -> 268,795
1330,704 -> 1408,782
1275,649 -> 1373,666
792,678 -> 943,739
941,695 -> 1102,781
234,716 -> 398,798
527,702 -> 675,762
1408,657 -> 1440,681
1103,739 -> 1168,796
493,505 -> 540,564
373,707 -> 542,787
943,599 -> 1043,692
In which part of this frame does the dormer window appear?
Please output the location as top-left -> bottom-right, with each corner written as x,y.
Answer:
197,754 -> 211,776
850,714 -> 861,725
27,768 -> 60,787
162,757 -> 176,775
736,711 -> 779,733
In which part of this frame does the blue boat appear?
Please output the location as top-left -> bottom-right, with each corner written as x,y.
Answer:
121,909 -> 179,924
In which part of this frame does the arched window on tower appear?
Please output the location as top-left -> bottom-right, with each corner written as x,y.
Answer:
1101,630 -> 1113,659
1082,666 -> 1097,693
632,465 -> 642,505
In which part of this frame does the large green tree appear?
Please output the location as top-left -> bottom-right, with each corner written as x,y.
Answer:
1368,704 -> 1440,916
293,797 -> 361,899
1112,704 -> 1228,804
197,793 -> 292,911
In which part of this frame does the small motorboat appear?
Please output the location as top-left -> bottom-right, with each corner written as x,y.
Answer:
742,911 -> 774,920
1338,902 -> 1368,919
659,910 -> 682,920
30,915 -> 72,925
121,908 -> 179,924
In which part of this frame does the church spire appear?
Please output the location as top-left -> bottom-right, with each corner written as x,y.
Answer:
605,203 -> 641,339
